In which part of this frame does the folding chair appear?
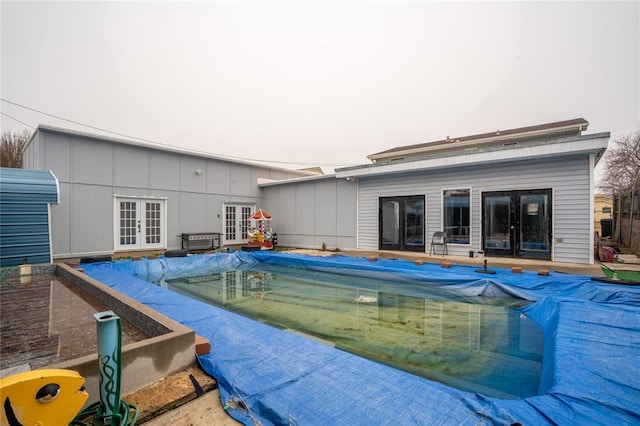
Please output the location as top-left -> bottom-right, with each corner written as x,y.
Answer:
429,231 -> 448,256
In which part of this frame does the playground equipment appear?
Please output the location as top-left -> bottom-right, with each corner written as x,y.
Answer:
246,209 -> 276,250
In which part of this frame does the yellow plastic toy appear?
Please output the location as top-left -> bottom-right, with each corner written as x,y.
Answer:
0,369 -> 89,426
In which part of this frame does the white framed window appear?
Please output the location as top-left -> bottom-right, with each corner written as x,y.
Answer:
442,188 -> 471,245
114,196 -> 167,251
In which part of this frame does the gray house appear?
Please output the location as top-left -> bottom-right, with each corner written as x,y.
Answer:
332,118 -> 608,264
23,118 -> 608,265
22,125 -> 316,259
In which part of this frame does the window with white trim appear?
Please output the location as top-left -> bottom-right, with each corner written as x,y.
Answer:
443,188 -> 470,244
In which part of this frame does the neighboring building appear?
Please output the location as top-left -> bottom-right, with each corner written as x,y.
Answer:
0,167 -> 59,267
22,125 -> 315,260
594,194 -> 613,237
334,118 -> 608,264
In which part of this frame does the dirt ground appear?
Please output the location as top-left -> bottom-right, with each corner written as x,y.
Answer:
122,365 -> 241,425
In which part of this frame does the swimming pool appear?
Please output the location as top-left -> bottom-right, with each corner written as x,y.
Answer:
81,252 -> 640,425
158,264 -> 542,399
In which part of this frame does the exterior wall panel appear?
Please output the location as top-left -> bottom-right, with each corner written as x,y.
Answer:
315,180 -> 337,236
274,186 -> 296,236
336,180 -> 357,237
70,185 -> 113,254
295,184 -> 316,235
179,192 -> 208,234
261,178 -> 357,250
150,151 -> 180,191
206,194 -> 226,235
207,160 -> 230,195
72,137 -> 113,185
114,145 -> 149,188
229,163 -> 253,197
156,190 -> 180,250
42,132 -> 71,182
179,156 -> 207,193
51,183 -> 72,256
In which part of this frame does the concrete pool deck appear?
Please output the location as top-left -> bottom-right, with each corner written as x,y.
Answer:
289,248 -> 606,277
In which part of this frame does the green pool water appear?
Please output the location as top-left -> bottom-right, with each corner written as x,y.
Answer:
158,264 -> 543,399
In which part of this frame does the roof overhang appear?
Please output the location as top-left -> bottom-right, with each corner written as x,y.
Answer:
337,132 -> 610,180
368,118 -> 590,163
30,124 -> 319,177
258,173 -> 338,187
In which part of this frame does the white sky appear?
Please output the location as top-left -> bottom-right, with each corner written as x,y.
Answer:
1,1 -> 638,174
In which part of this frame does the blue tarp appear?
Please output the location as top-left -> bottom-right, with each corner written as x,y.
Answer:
81,252 -> 640,425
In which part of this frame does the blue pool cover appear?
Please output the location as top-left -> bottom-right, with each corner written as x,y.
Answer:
81,252 -> 640,425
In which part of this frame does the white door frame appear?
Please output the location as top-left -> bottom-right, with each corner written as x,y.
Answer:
114,195 -> 167,252
222,203 -> 255,245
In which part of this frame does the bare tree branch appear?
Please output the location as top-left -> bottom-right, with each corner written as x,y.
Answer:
1,129 -> 31,168
597,127 -> 640,194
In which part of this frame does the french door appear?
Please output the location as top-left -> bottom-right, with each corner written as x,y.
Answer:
379,196 -> 425,252
223,204 -> 254,245
114,197 -> 166,251
482,189 -> 552,260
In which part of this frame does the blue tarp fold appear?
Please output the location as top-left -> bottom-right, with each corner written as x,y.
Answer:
82,252 -> 640,425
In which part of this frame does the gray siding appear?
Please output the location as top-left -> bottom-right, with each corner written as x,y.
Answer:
357,155 -> 592,263
23,127 -> 311,258
261,178 -> 357,250
150,151 -> 180,190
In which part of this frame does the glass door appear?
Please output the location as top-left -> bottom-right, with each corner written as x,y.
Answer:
404,198 -> 425,249
380,200 -> 400,247
379,196 -> 424,252
482,190 -> 551,260
115,197 -> 166,251
223,204 -> 254,245
482,193 -> 512,256
519,192 -> 551,260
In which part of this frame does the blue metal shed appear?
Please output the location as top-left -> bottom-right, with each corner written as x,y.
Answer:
0,168 -> 59,268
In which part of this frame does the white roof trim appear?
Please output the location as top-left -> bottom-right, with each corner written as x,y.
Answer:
368,120 -> 589,162
258,173 -> 338,187
33,124 -> 318,177
337,133 -> 609,179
